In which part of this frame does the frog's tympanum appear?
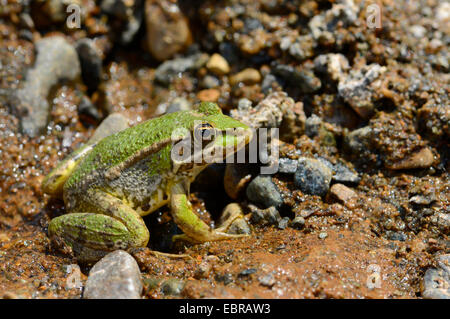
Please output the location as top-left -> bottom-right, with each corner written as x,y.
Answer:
42,102 -> 253,263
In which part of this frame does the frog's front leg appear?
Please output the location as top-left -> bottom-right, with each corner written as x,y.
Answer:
170,182 -> 248,243
48,190 -> 149,263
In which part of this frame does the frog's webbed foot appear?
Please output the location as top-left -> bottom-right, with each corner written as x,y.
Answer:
170,182 -> 249,244
48,190 -> 149,264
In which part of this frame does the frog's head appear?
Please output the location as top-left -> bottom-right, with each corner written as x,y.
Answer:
171,102 -> 253,166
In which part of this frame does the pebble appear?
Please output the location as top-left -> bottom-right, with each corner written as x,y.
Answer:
206,53 -> 230,75
160,278 -> 185,296
258,274 -> 276,288
16,36 -> 81,137
291,216 -> 305,230
248,204 -> 281,226
194,261 -> 212,279
197,89 -> 220,102
218,203 -> 251,235
278,158 -> 298,174
200,75 -> 220,89
314,53 -> 349,82
277,217 -> 290,230
294,157 -> 333,196
272,63 -> 321,93
329,183 -> 357,205
154,53 -> 208,85
145,0 -> 192,61
332,161 -> 360,184
83,250 -> 143,299
165,97 -> 192,114
338,64 -> 387,118
88,113 -> 130,144
318,232 -> 328,239
75,38 -> 103,92
229,68 -> 261,85
230,92 -> 288,129
246,176 -> 283,209
388,147 -> 435,170
422,254 -> 450,299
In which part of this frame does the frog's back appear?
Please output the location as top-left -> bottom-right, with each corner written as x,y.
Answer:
64,111 -> 198,193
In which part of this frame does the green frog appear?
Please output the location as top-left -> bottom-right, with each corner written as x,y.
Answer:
42,102 -> 253,263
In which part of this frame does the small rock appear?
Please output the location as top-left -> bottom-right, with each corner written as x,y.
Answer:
197,89 -> 220,102
314,53 -> 349,82
272,63 -> 321,93
154,53 -> 208,85
329,183 -> 357,204
278,158 -> 298,174
15,36 -> 81,137
75,38 -> 103,91
218,203 -> 251,235
200,75 -> 220,89
206,53 -> 230,75
160,278 -> 185,296
277,217 -> 290,230
258,274 -> 276,287
388,147 -> 435,170
422,254 -> 450,299
88,113 -> 130,144
338,64 -> 387,118
230,68 -> 261,85
332,161 -> 360,184
83,250 -> 143,299
294,157 -> 333,196
249,204 -> 281,226
215,273 -> 233,285
288,35 -> 314,61
145,0 -> 192,61
238,268 -> 257,277
318,232 -> 328,239
410,25 -> 427,38
165,97 -> 192,114
194,261 -> 211,279
305,114 -> 323,138
246,176 -> 283,209
291,216 -> 305,230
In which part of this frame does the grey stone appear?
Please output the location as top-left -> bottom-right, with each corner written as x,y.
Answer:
291,216 -> 305,230
332,161 -> 360,184
249,204 -> 281,226
278,158 -> 298,174
258,274 -> 275,287
161,278 -> 185,296
83,250 -> 143,299
422,254 -> 450,299
16,36 -> 81,137
272,63 -> 321,93
294,157 -> 333,196
305,114 -> 323,138
277,217 -> 290,230
76,38 -> 103,91
88,113 -> 130,144
166,97 -> 192,114
338,64 -> 387,118
155,53 -> 208,86
246,176 -> 283,209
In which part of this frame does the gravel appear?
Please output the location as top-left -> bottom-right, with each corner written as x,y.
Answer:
83,250 -> 143,299
294,157 -> 333,196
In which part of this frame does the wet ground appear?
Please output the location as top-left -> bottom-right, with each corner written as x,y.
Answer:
0,0 -> 448,299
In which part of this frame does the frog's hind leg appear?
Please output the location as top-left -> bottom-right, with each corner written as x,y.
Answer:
49,190 -> 149,264
170,182 -> 248,244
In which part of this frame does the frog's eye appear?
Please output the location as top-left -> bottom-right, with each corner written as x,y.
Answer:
194,123 -> 216,142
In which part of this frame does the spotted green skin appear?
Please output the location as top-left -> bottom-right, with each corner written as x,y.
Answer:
42,103 -> 252,263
